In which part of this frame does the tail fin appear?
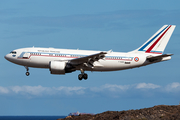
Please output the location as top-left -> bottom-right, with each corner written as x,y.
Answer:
130,25 -> 176,54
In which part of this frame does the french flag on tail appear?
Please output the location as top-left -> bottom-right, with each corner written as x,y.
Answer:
131,25 -> 176,54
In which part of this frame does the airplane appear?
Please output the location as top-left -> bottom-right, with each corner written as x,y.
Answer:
4,25 -> 176,80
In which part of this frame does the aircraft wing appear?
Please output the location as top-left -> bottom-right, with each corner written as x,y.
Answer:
69,52 -> 107,67
147,54 -> 173,62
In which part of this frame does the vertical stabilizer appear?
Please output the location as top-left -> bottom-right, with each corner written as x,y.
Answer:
130,25 -> 176,54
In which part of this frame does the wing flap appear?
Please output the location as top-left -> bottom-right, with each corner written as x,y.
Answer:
69,52 -> 107,66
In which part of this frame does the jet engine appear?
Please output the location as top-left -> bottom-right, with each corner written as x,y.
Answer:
49,61 -> 75,74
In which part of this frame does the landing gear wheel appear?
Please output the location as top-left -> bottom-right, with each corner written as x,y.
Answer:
78,73 -> 88,80
83,73 -> 88,80
78,74 -> 83,80
25,66 -> 30,76
78,69 -> 88,80
26,72 -> 30,76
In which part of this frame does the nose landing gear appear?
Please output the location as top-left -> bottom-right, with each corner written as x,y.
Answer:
26,72 -> 30,76
25,66 -> 30,76
78,69 -> 88,80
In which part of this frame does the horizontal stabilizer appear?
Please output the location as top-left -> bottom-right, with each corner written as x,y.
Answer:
147,54 -> 173,62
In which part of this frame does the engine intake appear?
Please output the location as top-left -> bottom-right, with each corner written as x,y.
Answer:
49,61 -> 75,74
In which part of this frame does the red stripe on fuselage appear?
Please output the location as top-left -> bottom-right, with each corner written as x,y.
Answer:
18,55 -> 133,61
146,25 -> 171,53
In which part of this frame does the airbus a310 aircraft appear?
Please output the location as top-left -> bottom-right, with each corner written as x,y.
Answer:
5,25 -> 175,80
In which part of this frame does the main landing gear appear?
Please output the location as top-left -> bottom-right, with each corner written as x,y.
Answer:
78,69 -> 88,80
25,66 -> 30,76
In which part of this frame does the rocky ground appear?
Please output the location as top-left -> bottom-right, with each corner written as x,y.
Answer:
58,105 -> 180,120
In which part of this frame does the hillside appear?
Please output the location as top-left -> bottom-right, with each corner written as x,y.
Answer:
58,105 -> 180,120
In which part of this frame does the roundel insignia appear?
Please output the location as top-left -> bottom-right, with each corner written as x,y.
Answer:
134,57 -> 139,62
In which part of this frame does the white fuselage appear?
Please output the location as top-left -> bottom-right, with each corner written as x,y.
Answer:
5,47 -> 152,72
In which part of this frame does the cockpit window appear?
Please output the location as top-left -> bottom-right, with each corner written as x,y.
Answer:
10,51 -> 17,54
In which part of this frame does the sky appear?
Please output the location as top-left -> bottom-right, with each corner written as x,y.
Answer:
0,0 -> 180,116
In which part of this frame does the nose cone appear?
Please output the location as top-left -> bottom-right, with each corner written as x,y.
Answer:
4,54 -> 12,62
4,54 -> 8,60
5,53 -> 20,65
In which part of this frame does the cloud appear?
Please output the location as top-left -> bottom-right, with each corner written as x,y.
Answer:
0,85 -> 86,98
10,85 -> 51,96
0,86 -> 9,94
165,82 -> 180,92
0,82 -> 180,99
54,86 -> 86,95
90,84 -> 129,93
136,83 -> 161,89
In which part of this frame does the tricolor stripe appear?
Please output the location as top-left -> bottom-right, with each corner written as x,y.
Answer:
146,25 -> 171,54
138,25 -> 171,54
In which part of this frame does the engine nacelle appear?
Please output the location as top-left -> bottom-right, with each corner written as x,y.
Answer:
49,61 -> 66,74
